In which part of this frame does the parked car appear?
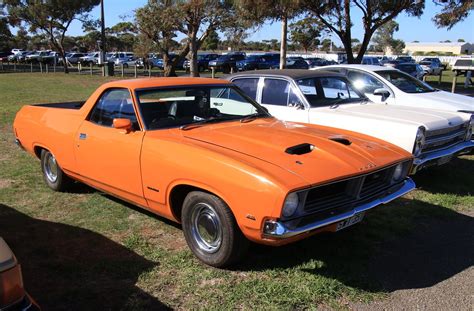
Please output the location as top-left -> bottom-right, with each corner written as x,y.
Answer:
11,48 -> 24,55
396,56 -> 416,63
383,59 -> 400,68
16,51 -> 35,63
0,237 -> 40,310
236,54 -> 266,71
304,57 -> 335,68
285,57 -> 309,69
394,63 -> 425,79
421,57 -> 446,70
229,70 -> 474,173
184,53 -> 219,72
79,52 -> 100,65
419,60 -> 443,75
311,64 -> 474,113
361,56 -> 381,65
25,50 -> 51,62
148,53 -> 186,70
108,52 -> 136,68
59,53 -> 85,65
0,52 -> 12,62
13,78 -> 415,267
208,52 -> 246,73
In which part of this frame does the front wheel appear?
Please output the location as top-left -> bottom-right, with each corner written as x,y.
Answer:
182,191 -> 248,267
40,150 -> 72,191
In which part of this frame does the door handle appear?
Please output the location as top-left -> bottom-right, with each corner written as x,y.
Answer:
79,133 -> 87,140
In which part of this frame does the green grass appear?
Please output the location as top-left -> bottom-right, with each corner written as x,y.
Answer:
0,73 -> 472,310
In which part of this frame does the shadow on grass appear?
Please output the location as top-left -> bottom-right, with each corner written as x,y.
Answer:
0,203 -> 171,311
236,198 -> 474,293
413,156 -> 474,196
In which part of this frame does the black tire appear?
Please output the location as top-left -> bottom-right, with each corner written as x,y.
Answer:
40,149 -> 72,192
123,63 -> 129,68
223,64 -> 231,74
182,191 -> 248,267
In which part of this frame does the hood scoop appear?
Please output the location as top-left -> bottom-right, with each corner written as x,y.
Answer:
285,143 -> 315,155
329,137 -> 352,146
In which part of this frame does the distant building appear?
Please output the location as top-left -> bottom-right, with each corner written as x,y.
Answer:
404,42 -> 474,55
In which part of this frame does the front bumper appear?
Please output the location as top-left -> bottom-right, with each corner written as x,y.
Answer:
412,140 -> 474,174
263,178 -> 415,238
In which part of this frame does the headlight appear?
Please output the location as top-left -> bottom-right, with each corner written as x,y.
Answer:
282,192 -> 299,218
466,115 -> 474,141
392,163 -> 405,182
413,126 -> 426,157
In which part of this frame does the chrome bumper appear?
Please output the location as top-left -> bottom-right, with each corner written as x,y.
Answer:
263,178 -> 416,238
412,140 -> 474,174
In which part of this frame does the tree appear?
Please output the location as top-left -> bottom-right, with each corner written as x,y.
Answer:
135,0 -> 183,77
289,16 -> 326,52
457,38 -> 465,42
201,28 -> 219,51
433,0 -> 473,29
236,0 -> 303,69
391,39 -> 405,54
320,38 -> 332,52
4,0 -> 100,73
303,0 -> 424,64
372,20 -> 399,53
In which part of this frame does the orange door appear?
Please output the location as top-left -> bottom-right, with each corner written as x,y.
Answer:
74,88 -> 147,206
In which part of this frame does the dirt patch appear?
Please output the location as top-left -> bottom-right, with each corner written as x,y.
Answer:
0,179 -> 12,189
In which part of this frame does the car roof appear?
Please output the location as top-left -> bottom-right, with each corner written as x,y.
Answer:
102,77 -> 230,90
229,69 -> 344,80
314,64 -> 397,72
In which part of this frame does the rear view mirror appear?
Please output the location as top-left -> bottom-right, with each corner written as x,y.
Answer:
113,118 -> 132,132
373,88 -> 390,101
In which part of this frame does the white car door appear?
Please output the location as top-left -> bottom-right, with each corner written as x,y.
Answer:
259,77 -> 309,122
232,77 -> 309,123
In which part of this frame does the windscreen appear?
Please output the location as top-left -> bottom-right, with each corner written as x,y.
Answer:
136,85 -> 268,130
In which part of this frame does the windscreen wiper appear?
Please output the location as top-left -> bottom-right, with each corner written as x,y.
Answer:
240,112 -> 267,123
180,116 -> 237,130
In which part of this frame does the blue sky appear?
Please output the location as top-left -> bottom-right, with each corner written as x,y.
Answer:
67,0 -> 474,44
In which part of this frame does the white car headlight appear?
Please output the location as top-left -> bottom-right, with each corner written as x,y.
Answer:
466,115 -> 474,141
413,126 -> 426,157
282,192 -> 299,218
392,162 -> 405,183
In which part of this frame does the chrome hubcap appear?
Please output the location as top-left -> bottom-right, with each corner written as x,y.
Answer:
191,203 -> 222,253
44,153 -> 58,183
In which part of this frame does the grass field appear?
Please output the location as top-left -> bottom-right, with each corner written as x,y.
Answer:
0,73 -> 473,310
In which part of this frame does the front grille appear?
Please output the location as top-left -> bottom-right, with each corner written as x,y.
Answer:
303,164 -> 398,215
422,123 -> 468,154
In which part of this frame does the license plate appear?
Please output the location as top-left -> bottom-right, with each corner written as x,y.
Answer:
336,213 -> 365,231
437,155 -> 453,166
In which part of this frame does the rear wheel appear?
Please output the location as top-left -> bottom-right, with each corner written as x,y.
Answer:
40,150 -> 72,191
182,191 -> 248,267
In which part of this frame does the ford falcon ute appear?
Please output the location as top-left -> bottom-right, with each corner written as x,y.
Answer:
13,78 -> 415,267
229,70 -> 474,174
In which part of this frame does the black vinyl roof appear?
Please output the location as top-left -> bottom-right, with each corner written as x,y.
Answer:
228,69 -> 344,80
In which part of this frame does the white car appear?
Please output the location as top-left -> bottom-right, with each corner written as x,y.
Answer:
229,70 -> 474,174
311,65 -> 474,113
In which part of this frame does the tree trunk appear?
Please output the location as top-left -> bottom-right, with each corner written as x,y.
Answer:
280,15 -> 288,69
162,53 -> 177,77
189,31 -> 199,77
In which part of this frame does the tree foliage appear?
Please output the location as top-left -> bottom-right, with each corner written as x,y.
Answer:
433,0 -> 473,29
4,0 -> 100,72
372,20 -> 400,54
289,16 -> 326,52
302,0 -> 424,63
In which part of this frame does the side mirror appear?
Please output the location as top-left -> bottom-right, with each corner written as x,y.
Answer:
113,118 -> 132,132
373,88 -> 390,101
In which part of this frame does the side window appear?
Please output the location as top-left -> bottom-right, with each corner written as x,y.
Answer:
261,79 -> 290,106
348,70 -> 384,93
319,77 -> 350,99
89,89 -> 139,130
232,78 -> 259,100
